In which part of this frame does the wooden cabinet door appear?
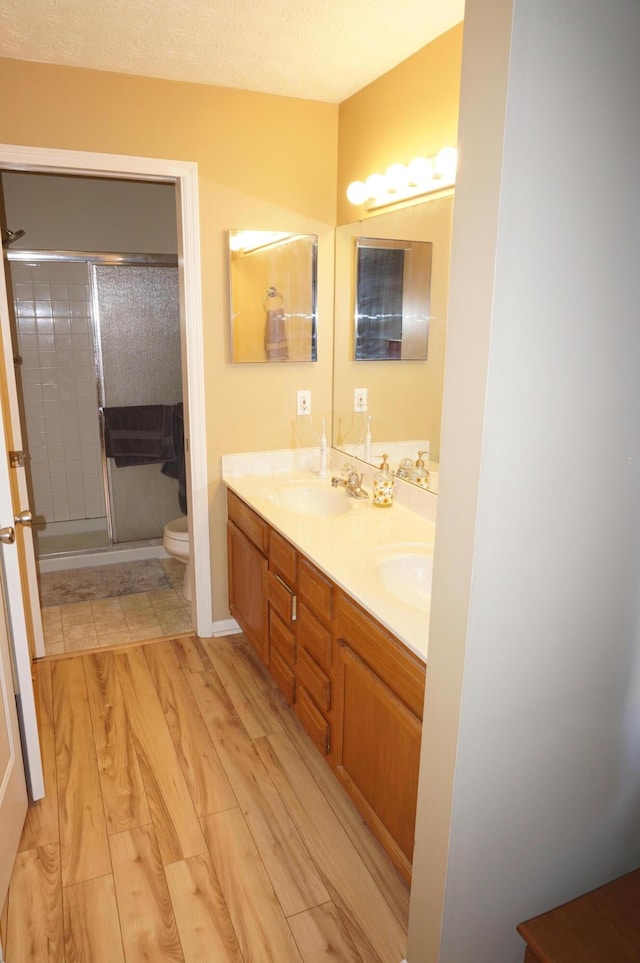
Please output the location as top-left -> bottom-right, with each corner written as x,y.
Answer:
227,520 -> 268,663
335,640 -> 421,882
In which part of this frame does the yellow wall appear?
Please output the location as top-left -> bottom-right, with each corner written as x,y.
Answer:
0,30 -> 462,625
0,58 -> 337,623
0,60 -> 337,220
336,24 -> 463,225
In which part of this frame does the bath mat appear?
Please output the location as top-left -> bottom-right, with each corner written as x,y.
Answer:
39,558 -> 171,608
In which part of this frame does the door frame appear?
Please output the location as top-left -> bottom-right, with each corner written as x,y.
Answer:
0,144 -> 212,637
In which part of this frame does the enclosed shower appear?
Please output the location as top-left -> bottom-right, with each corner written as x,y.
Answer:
6,249 -> 183,571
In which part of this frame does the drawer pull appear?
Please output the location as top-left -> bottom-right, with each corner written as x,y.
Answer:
274,573 -> 297,622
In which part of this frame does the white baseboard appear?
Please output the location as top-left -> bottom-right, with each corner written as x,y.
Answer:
211,617 -> 241,637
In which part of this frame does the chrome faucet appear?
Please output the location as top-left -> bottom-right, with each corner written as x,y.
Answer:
331,464 -> 369,499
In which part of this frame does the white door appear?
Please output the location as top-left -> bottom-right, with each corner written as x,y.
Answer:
0,349 -> 44,801
0,255 -> 45,658
0,556 -> 28,916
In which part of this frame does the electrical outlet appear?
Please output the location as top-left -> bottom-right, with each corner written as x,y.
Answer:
297,390 -> 311,415
354,387 -> 368,412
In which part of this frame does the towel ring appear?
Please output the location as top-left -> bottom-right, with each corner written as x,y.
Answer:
263,286 -> 285,311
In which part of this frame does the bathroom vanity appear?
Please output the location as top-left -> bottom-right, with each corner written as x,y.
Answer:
225,468 -> 433,882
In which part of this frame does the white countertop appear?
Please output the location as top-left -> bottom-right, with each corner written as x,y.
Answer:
224,469 -> 433,661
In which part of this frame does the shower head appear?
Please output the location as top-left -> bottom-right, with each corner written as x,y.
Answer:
1,224 -> 26,247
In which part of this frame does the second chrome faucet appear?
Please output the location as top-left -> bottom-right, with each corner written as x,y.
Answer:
331,464 -> 369,499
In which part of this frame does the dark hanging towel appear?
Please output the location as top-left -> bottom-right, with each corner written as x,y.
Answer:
103,405 -> 175,467
161,403 -> 187,514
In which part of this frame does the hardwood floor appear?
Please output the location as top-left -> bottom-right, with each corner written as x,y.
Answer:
2,633 -> 409,962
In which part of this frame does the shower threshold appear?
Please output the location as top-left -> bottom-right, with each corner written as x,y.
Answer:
38,538 -> 169,574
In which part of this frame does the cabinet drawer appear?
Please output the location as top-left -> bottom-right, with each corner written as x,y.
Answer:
269,610 -> 296,667
297,687 -> 330,755
335,590 -> 426,719
298,557 -> 333,624
269,530 -> 297,585
227,490 -> 269,553
268,571 -> 296,625
298,647 -> 331,713
269,646 -> 296,706
298,603 -> 332,671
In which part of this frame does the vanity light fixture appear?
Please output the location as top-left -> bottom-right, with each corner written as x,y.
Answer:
346,146 -> 457,209
229,230 -> 304,255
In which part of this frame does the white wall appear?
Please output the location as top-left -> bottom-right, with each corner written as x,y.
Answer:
409,0 -> 640,960
2,173 -> 176,253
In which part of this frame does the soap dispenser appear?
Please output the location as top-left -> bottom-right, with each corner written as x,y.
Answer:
409,451 -> 430,489
395,457 -> 414,480
373,454 -> 394,508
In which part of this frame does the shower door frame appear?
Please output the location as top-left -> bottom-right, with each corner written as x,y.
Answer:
91,253 -> 181,546
0,145 -> 212,638
7,249 -> 183,551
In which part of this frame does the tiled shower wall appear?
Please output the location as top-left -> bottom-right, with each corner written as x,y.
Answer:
11,259 -> 106,524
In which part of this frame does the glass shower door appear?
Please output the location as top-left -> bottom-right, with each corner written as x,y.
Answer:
92,260 -> 182,543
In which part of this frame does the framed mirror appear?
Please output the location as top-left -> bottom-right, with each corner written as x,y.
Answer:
354,237 -> 432,361
333,195 -> 453,487
229,230 -> 318,363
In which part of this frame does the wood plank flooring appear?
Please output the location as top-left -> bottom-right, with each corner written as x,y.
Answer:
2,633 -> 409,962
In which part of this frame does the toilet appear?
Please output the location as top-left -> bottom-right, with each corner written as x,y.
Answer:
163,515 -> 192,601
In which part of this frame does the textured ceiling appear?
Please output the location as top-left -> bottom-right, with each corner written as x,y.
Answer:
0,0 -> 464,103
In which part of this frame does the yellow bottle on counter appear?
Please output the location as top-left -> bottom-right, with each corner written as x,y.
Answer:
373,454 -> 394,508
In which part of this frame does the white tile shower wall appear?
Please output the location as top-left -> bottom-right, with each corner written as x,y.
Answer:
12,260 -> 106,524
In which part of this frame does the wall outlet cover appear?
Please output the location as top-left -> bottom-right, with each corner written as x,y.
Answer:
297,389 -> 311,415
354,387 -> 368,412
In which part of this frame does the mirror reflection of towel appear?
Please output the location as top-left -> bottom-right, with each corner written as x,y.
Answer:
264,308 -> 288,361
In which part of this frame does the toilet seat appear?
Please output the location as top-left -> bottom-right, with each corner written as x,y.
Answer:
164,516 -> 188,540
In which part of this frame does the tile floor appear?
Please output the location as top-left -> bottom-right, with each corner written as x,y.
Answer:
41,558 -> 192,656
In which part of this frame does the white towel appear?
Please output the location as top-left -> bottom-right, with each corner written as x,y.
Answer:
264,308 -> 289,361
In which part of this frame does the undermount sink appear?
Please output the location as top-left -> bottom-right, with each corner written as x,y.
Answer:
265,479 -> 354,517
374,544 -> 433,610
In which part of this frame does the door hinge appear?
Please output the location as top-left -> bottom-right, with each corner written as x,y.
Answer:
8,450 -> 26,468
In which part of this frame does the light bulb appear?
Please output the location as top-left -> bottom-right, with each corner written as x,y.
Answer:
407,156 -> 434,188
365,172 -> 388,201
435,147 -> 458,181
346,180 -> 368,205
385,163 -> 408,193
